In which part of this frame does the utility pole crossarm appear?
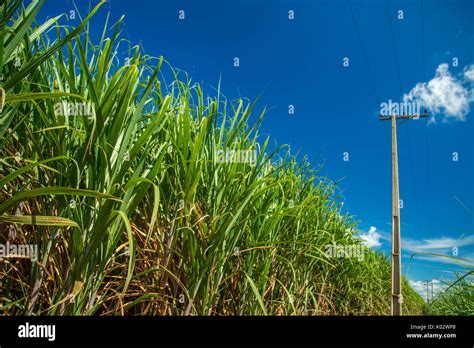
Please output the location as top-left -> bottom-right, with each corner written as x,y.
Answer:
379,113 -> 429,121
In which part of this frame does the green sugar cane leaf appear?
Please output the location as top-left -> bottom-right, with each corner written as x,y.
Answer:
0,104 -> 19,145
244,273 -> 267,315
2,0 -> 44,64
122,176 -> 160,241
114,210 -> 135,294
0,214 -> 79,227
3,0 -> 106,91
0,187 -> 122,214
5,92 -> 85,104
0,155 -> 68,187
28,14 -> 64,43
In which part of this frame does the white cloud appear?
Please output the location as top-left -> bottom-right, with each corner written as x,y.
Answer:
464,64 -> 474,83
406,252 -> 474,268
403,63 -> 474,122
401,235 -> 474,267
403,235 -> 474,254
464,64 -> 474,102
358,226 -> 382,248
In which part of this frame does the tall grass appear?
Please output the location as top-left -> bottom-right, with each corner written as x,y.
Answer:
427,271 -> 474,315
419,253 -> 474,315
0,0 -> 425,315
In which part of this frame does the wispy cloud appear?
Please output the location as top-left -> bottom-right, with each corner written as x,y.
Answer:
403,63 -> 474,122
406,253 -> 474,268
401,235 -> 474,267
375,228 -> 474,266
403,235 -> 474,254
369,227 -> 474,256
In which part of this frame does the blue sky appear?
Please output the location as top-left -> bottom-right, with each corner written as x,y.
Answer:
39,0 -> 474,299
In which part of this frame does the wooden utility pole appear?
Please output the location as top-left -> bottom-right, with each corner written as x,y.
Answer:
380,112 -> 428,315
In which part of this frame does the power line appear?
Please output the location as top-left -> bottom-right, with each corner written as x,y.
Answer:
420,0 -> 433,240
420,0 -> 427,81
385,0 -> 404,96
385,0 -> 423,241
405,124 -> 423,239
424,125 -> 432,240
347,0 -> 381,105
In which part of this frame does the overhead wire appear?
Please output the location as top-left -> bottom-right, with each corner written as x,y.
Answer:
385,0 -> 423,240
420,0 -> 433,240
347,0 -> 381,106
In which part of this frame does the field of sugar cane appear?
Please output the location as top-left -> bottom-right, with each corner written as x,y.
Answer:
0,0 -> 430,315
427,272 -> 474,315
420,253 -> 474,315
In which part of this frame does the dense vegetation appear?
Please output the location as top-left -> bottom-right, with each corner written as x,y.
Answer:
425,271 -> 474,315
0,0 -> 428,315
